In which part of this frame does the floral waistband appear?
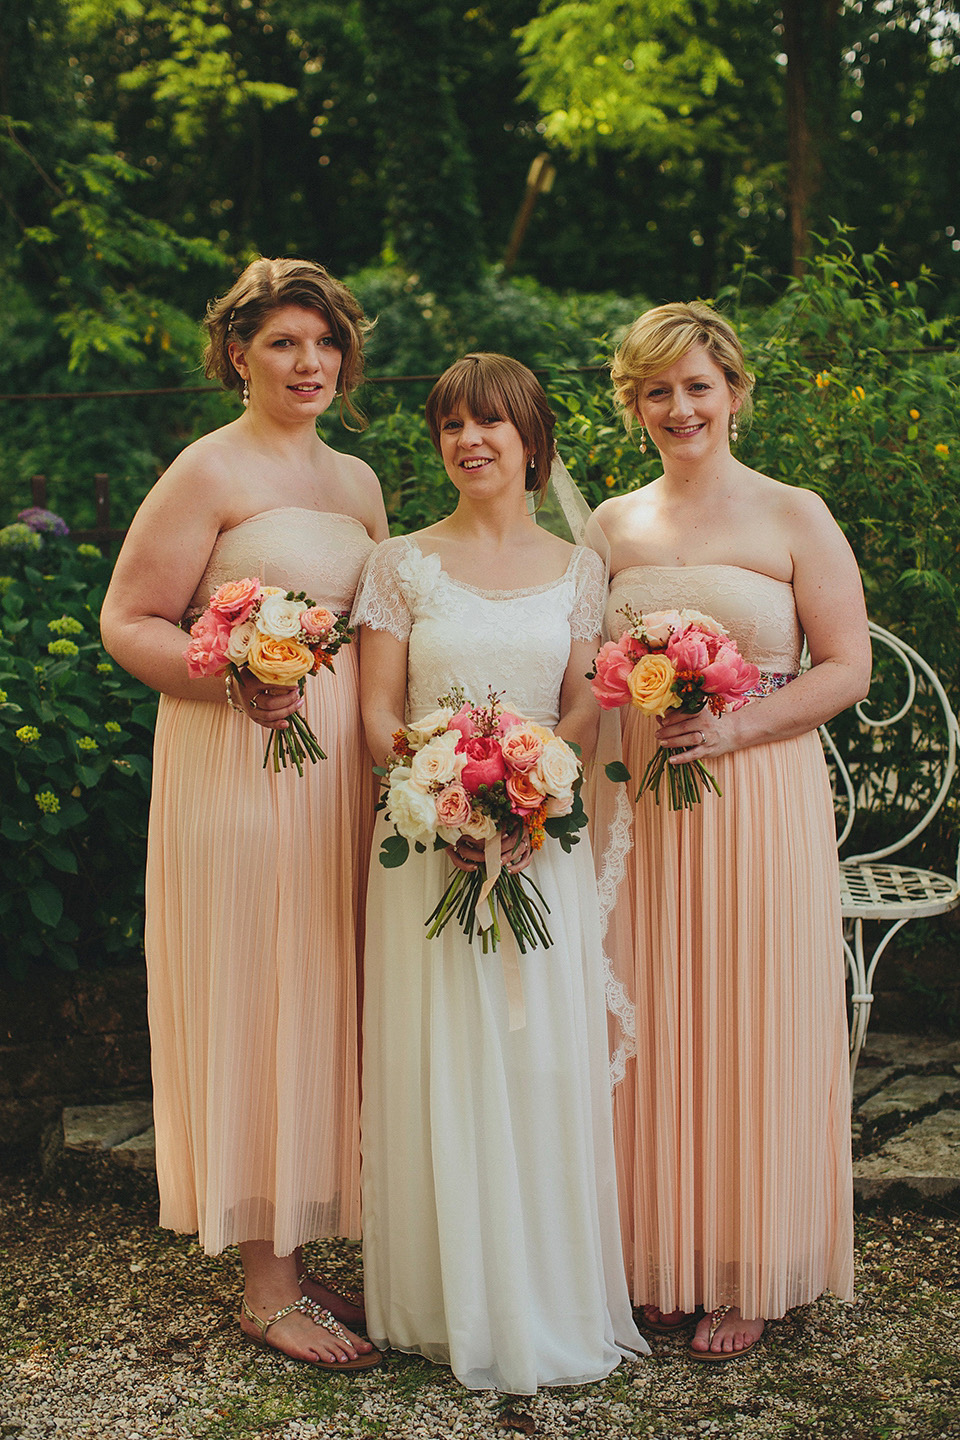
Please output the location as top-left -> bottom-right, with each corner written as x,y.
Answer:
745,671 -> 796,700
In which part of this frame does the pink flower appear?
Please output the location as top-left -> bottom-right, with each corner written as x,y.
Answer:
495,709 -> 524,733
499,724 -> 545,773
434,782 -> 473,828
207,577 -> 261,625
448,705 -> 479,744
702,644 -> 760,705
545,791 -> 574,818
591,639 -> 638,709
184,610 -> 232,677
459,735 -> 507,793
506,770 -> 546,813
666,629 -> 710,673
300,606 -> 336,638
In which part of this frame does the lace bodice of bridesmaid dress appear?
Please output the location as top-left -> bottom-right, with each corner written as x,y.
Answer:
353,536 -> 605,727
607,564 -> 804,674
186,508 -> 376,616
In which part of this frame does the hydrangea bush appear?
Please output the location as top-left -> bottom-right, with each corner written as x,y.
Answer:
0,533 -> 155,976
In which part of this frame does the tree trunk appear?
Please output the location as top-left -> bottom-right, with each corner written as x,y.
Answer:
782,0 -> 840,275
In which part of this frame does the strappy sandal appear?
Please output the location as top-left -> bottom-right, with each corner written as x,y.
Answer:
298,1270 -> 366,1317
241,1296 -> 382,1371
638,1305 -> 700,1336
688,1304 -> 764,1363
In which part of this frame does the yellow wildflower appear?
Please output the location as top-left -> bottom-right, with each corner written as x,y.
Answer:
104,721 -> 122,734
935,443 -> 950,457
48,615 -> 84,636
47,638 -> 80,657
605,475 -> 616,488
909,409 -> 920,420
35,791 -> 60,815
77,736 -> 98,752
851,386 -> 866,402
814,372 -> 831,389
16,725 -> 40,744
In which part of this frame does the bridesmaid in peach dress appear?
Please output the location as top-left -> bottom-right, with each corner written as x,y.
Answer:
100,258 -> 387,1368
592,303 -> 871,1361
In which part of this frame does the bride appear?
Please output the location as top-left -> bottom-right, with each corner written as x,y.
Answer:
353,353 -> 645,1392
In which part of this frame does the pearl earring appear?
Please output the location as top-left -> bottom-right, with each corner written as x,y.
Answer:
729,413 -> 738,444
241,380 -> 250,408
638,423 -> 648,455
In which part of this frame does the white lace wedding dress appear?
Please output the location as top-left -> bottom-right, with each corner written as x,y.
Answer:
353,536 -> 645,1394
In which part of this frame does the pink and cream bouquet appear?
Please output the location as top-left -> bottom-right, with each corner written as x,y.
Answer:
590,605 -> 760,809
184,576 -> 353,773
378,690 -> 587,953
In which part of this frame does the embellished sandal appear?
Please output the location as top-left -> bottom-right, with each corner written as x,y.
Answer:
241,1296 -> 381,1371
298,1270 -> 366,1318
688,1304 -> 765,1363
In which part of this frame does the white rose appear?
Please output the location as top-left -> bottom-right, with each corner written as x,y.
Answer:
460,807 -> 498,842
406,706 -> 455,748
386,774 -> 439,842
534,736 -> 582,797
639,609 -> 684,647
677,608 -> 729,637
225,619 -> 256,666
545,791 -> 574,818
409,730 -> 465,788
256,594 -> 304,639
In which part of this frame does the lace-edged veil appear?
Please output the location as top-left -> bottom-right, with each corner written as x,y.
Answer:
535,456 -> 637,1090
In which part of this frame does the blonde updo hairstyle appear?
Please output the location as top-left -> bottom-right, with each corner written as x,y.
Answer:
203,256 -> 371,429
425,353 -> 556,503
611,301 -> 755,432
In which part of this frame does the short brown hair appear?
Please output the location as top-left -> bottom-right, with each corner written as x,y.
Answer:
203,256 -> 371,429
425,353 -> 556,500
611,301 -> 755,430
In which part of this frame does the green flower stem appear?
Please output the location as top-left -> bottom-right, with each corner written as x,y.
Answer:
426,863 -> 554,953
638,745 -> 722,810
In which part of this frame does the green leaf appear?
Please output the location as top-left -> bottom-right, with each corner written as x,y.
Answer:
27,879 -> 63,928
379,832 -> 410,868
605,760 -> 632,784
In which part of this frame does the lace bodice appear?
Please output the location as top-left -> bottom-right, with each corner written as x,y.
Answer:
607,564 -> 804,674
353,536 -> 605,726
186,508 -> 376,616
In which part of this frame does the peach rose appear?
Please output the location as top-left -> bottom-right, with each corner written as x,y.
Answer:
207,576 -> 261,624
225,618 -> 256,667
300,606 -> 337,638
627,653 -> 681,715
506,770 -> 547,813
499,723 -> 545,773
246,631 -> 314,686
460,807 -> 498,842
434,782 -> 473,829
545,791 -> 574,818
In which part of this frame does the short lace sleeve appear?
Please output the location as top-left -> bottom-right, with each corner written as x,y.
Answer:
569,546 -> 606,642
352,538 -> 413,641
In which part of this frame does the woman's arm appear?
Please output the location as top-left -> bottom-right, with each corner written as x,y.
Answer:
99,455 -> 300,727
556,636 -> 602,761
662,490 -> 871,762
359,625 -> 409,767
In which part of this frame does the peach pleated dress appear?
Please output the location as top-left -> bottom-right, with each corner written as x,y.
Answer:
145,508 -> 376,1256
602,565 -> 854,1321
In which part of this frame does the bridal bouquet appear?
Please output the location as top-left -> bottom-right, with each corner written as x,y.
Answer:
590,605 -> 760,809
377,690 -> 587,953
183,576 -> 353,773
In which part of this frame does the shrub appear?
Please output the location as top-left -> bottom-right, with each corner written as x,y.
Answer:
0,535 -> 156,976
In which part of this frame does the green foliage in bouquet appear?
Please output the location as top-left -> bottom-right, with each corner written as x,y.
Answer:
0,535 -> 156,977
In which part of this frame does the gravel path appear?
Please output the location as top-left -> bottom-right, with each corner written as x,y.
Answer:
2,1178 -> 959,1439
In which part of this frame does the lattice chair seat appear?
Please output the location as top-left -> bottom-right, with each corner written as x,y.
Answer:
821,622 -> 960,1084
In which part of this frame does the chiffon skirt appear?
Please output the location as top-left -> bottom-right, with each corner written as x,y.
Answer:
610,714 -> 854,1319
361,817 -> 645,1393
145,650 -> 373,1256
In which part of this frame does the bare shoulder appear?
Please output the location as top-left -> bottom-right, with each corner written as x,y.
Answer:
131,425 -> 241,525
326,447 -> 387,538
593,486 -> 655,538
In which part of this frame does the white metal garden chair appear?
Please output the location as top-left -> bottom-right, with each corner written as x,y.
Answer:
819,621 -> 960,1082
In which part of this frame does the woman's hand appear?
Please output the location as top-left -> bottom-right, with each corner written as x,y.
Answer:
446,826 -> 533,874
233,668 -> 303,731
656,707 -> 738,764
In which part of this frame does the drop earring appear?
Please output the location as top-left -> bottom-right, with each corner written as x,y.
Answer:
729,412 -> 738,444
241,379 -> 250,408
638,423 -> 648,455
